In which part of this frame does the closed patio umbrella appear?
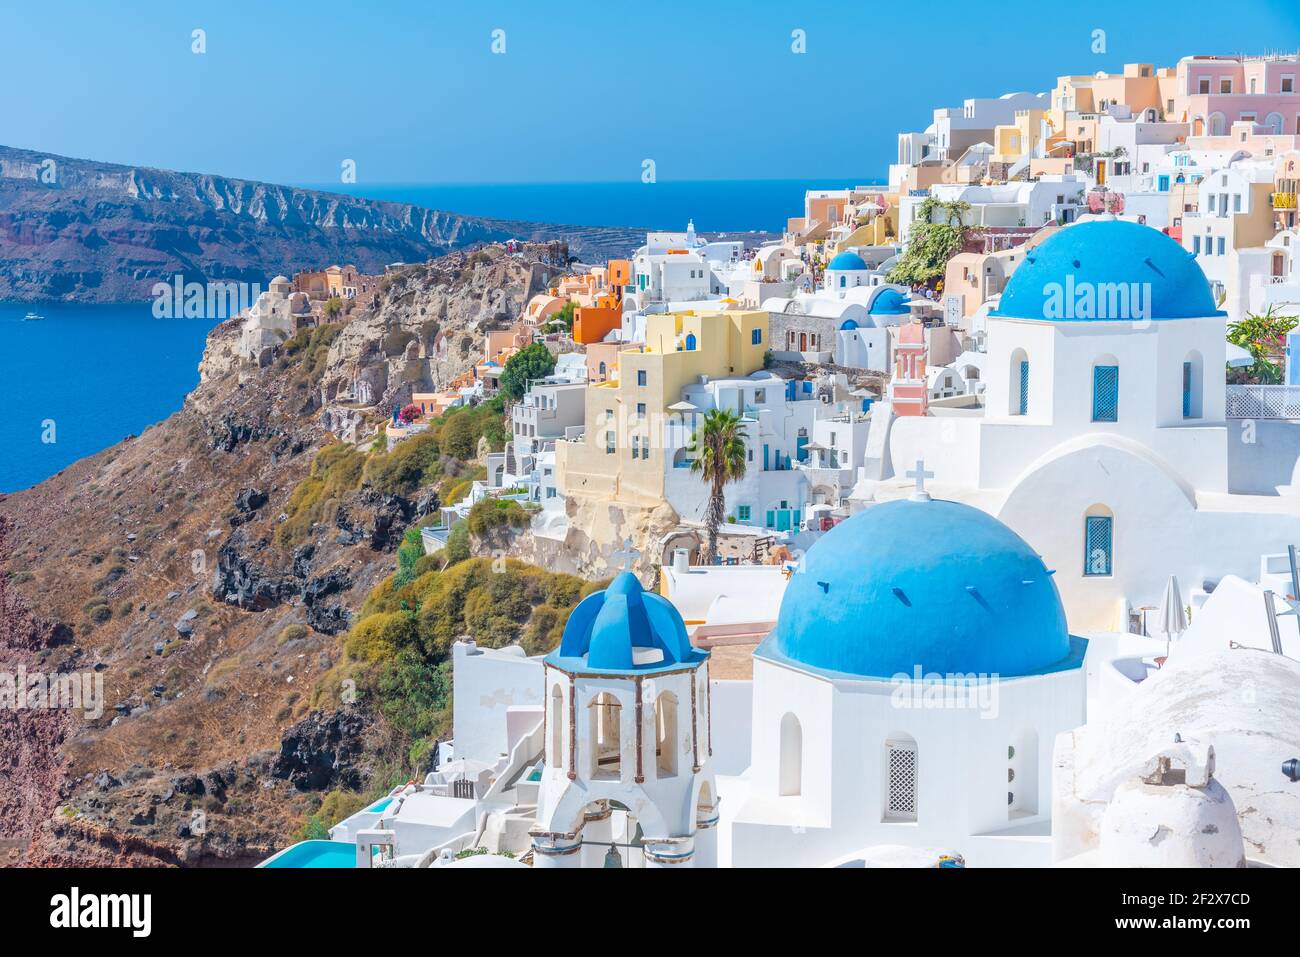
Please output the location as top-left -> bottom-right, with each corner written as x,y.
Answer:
1157,574 -> 1188,660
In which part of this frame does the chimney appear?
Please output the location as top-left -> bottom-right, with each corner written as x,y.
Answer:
673,548 -> 691,574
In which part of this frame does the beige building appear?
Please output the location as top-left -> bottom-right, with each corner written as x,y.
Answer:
557,310 -> 768,509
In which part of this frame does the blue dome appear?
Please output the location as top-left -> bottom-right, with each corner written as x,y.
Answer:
992,220 -> 1223,321
828,251 -> 868,271
546,572 -> 706,675
758,499 -> 1084,679
869,288 -> 911,315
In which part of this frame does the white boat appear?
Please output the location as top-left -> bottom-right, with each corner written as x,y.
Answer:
23,311 -> 44,321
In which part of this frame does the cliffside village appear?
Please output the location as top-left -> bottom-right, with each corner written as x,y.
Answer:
233,55 -> 1300,637
240,52 -> 1300,872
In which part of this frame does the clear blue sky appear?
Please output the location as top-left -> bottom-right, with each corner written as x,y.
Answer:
2,0 -> 1298,185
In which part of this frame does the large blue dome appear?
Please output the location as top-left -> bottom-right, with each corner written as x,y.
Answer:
828,251 -> 868,271
991,219 -> 1223,321
547,572 -> 706,675
758,499 -> 1083,679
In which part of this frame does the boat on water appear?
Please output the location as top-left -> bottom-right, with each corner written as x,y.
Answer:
23,311 -> 45,321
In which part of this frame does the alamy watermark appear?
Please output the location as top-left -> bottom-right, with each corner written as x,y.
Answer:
1042,277 -> 1152,322
889,667 -> 1000,719
1,667 -> 104,719
151,275 -> 262,319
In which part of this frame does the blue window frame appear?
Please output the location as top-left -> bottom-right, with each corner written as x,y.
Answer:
685,333 -> 697,351
1017,360 -> 1030,415
737,505 -> 751,522
1182,361 -> 1192,418
1157,174 -> 1170,191
1092,365 -> 1119,422
637,370 -> 647,386
1084,516 -> 1113,576
751,327 -> 763,345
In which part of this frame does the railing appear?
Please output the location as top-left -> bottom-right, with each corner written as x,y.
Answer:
1275,191 -> 1297,210
1226,384 -> 1300,419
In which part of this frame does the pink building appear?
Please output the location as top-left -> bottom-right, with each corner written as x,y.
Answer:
1176,54 -> 1300,138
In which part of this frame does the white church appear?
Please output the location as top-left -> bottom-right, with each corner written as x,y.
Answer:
868,218 -> 1300,632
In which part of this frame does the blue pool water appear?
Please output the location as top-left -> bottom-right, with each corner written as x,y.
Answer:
0,302 -> 220,493
367,797 -> 393,813
261,840 -> 356,868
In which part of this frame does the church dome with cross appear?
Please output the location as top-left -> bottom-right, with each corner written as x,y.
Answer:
757,495 -> 1086,680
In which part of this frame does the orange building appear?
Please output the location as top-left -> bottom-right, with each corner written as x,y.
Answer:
572,304 -> 622,344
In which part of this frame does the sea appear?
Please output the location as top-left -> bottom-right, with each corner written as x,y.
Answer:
2,179 -> 872,493
309,178 -> 874,233
0,302 -> 220,493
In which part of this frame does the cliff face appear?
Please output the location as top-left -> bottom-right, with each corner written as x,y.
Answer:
0,248 -> 565,866
0,144 -> 643,302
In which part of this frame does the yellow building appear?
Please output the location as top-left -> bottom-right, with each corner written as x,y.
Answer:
992,109 -> 1048,165
556,310 -> 768,508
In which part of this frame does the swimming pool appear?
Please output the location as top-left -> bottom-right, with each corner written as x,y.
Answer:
260,840 -> 356,868
367,797 -> 394,813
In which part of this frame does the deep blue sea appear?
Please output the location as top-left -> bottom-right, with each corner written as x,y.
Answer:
306,179 -> 875,233
0,302 -> 219,493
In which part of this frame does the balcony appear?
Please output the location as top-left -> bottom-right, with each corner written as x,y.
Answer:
1226,385 -> 1300,419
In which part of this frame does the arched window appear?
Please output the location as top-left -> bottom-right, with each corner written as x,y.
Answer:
1084,504 -> 1114,577
839,275 -> 846,288
1091,357 -> 1119,422
685,333 -> 697,351
655,691 -> 678,778
589,692 -> 622,780
1209,112 -> 1227,136
1008,730 -> 1039,818
1009,348 -> 1029,416
1182,351 -> 1203,419
550,685 -> 564,769
882,733 -> 918,822
598,361 -> 607,379
779,713 -> 802,796
1266,112 -> 1285,135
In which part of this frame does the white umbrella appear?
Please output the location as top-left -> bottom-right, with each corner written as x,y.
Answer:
1157,574 -> 1188,660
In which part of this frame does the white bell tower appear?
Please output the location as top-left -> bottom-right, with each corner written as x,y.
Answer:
531,572 -> 717,868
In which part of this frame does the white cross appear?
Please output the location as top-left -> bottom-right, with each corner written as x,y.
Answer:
612,537 -> 640,571
906,458 -> 934,502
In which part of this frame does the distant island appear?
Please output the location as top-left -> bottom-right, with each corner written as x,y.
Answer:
0,145 -> 648,303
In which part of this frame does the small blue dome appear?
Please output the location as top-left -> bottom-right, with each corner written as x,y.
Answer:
758,499 -> 1084,679
992,220 -> 1223,321
546,572 -> 706,674
869,288 -> 911,316
828,251 -> 868,271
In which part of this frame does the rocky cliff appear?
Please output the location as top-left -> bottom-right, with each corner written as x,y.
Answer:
0,144 -> 644,302
0,246 -> 572,865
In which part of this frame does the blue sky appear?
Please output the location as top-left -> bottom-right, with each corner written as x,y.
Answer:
2,0 -> 1298,185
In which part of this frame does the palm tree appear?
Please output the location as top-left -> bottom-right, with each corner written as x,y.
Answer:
687,408 -> 748,565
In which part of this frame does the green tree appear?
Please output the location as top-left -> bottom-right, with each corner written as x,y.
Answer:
886,197 -> 972,288
687,408 -> 748,565
498,343 -> 556,401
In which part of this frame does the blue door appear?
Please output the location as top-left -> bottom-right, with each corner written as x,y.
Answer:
1092,365 -> 1119,422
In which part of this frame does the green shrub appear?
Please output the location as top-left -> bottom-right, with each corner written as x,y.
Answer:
344,611 -> 418,664
278,442 -> 366,547
363,432 -> 440,497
